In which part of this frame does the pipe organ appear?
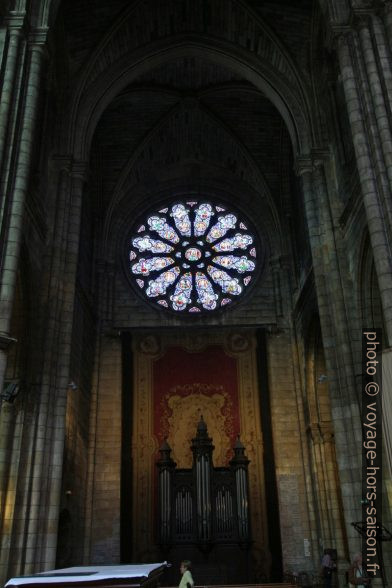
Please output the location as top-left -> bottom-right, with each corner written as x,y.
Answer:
157,416 -> 251,550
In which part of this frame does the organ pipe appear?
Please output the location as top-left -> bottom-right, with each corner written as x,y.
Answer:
191,416 -> 213,543
157,438 -> 176,544
230,436 -> 250,543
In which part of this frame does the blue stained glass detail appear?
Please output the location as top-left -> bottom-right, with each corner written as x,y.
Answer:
212,233 -> 253,252
206,214 -> 237,243
195,272 -> 218,310
146,267 -> 180,296
170,273 -> 192,310
147,216 -> 179,243
171,204 -> 191,236
194,203 -> 213,236
132,257 -> 174,276
133,236 -> 174,253
207,266 -> 242,295
213,255 -> 255,273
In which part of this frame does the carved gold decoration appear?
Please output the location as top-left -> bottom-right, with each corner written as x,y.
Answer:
165,386 -> 234,467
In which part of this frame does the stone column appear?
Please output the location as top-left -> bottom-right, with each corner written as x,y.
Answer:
312,159 -> 359,409
371,10 -> 392,119
308,423 -> 331,544
295,158 -> 362,553
336,29 -> 392,345
319,424 -> 347,563
23,162 -> 87,573
380,1 -> 392,53
0,31 -> 47,398
294,161 -> 337,396
355,13 -> 392,233
0,13 -> 25,172
270,256 -> 283,318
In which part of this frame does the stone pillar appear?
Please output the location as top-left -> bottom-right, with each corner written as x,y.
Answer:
336,28 -> 392,345
0,13 -> 25,172
0,30 -> 47,397
295,158 -> 362,554
308,423 -> 331,544
23,162 -> 87,573
294,161 -> 338,402
355,13 -> 392,233
270,256 -> 283,319
319,424 -> 347,563
380,1 -> 392,53
0,158 -> 87,581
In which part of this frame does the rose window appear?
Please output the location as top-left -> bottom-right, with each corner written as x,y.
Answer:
128,201 -> 257,313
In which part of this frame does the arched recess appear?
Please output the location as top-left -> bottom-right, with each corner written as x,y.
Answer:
304,317 -> 348,564
58,0 -> 316,160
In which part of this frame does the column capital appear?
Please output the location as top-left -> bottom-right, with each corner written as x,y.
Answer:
330,24 -> 355,54
4,12 -> 26,35
4,11 -> 26,30
294,150 -> 330,176
350,9 -> 373,30
52,155 -> 74,173
293,155 -> 313,177
69,160 -> 89,182
28,27 -> 49,46
311,148 -> 330,167
51,156 -> 89,181
330,23 -> 353,42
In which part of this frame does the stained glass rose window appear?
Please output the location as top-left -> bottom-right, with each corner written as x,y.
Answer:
128,201 -> 257,313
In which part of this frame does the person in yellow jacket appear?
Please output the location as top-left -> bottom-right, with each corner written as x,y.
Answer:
179,561 -> 194,588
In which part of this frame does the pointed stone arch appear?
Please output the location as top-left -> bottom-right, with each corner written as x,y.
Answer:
62,0 -> 316,159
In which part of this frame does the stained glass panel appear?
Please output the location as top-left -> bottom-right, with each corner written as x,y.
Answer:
128,200 -> 258,312
213,255 -> 255,273
170,273 -> 192,310
132,236 -> 174,253
132,257 -> 174,275
207,266 -> 242,295
195,272 -> 218,310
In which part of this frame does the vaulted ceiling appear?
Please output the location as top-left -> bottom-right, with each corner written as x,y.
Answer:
52,0 -> 318,263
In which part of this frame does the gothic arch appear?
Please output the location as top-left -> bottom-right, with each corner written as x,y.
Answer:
60,0 -> 316,159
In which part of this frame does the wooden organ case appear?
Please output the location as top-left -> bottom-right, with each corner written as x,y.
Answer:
156,417 -> 251,583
